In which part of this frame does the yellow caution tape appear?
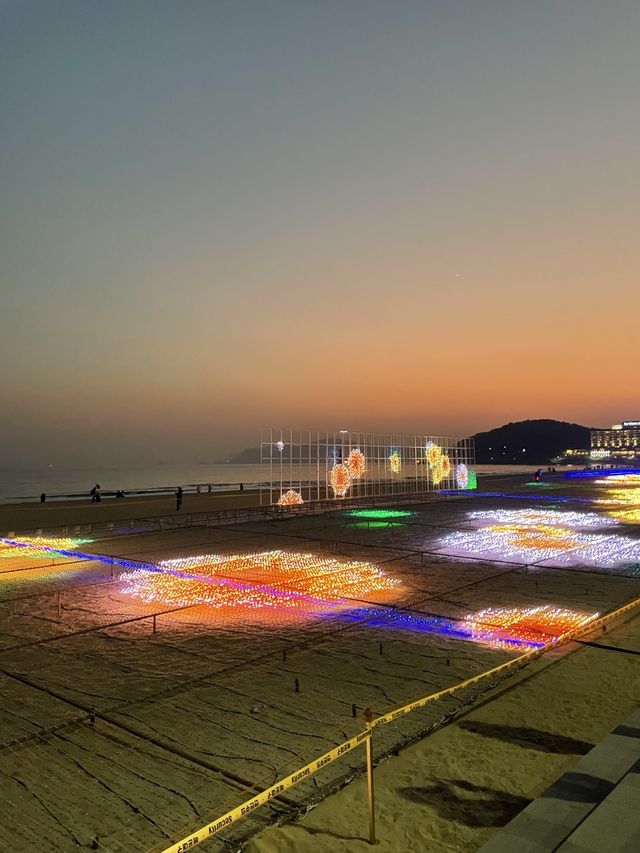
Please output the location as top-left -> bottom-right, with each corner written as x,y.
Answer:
160,592 -> 640,853
160,728 -> 371,853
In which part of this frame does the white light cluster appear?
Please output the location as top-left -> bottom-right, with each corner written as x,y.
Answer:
541,536 -> 640,571
466,509 -> 619,529
435,527 -> 602,564
436,509 -> 640,571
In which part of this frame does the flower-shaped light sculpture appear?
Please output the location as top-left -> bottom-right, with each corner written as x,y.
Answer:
277,490 -> 304,506
330,463 -> 352,497
347,448 -> 366,479
456,463 -> 469,490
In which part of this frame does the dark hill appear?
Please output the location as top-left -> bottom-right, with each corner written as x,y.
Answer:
472,419 -> 593,465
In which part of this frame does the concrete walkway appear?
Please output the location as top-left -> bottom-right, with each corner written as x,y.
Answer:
478,708 -> 640,853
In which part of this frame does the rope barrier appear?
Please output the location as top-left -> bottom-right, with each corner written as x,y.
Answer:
157,590 -> 640,852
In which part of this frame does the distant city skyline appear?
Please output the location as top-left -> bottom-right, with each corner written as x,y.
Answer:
2,1 -> 639,466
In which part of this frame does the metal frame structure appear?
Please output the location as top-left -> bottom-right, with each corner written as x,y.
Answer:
259,428 -> 475,506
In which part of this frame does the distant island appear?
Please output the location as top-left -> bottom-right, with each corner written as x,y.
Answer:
230,419 -> 594,466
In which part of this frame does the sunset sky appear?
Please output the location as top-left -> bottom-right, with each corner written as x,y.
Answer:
2,1 -> 639,466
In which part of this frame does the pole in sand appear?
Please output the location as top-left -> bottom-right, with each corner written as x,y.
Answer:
363,707 -> 376,844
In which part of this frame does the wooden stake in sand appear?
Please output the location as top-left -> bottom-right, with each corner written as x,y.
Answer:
363,707 -> 376,845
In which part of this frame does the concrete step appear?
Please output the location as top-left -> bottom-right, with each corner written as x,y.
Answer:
477,708 -> 640,853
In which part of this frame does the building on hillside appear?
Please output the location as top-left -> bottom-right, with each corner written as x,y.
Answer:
590,420 -> 640,461
556,420 -> 640,466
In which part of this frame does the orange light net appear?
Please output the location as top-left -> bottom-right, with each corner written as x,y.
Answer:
488,524 -> 582,551
464,605 -> 598,649
120,550 -> 401,612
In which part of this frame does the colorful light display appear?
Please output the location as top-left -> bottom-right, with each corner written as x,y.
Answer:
566,469 -> 640,480
438,490 -> 588,503
425,442 -> 442,467
389,450 -> 401,474
525,481 -> 559,488
437,525 -> 593,564
456,463 -> 469,490
121,550 -> 401,612
424,441 -> 452,487
344,604 -> 597,650
468,469 -> 477,490
595,471 -> 640,486
330,463 -> 352,497
597,487 -> 640,507
277,490 -> 304,506
466,509 -> 618,529
347,509 -> 413,519
543,536 -> 640,571
594,474 -> 640,486
436,509 -> 640,570
594,476 -> 640,523
598,493 -> 630,506
347,448 -> 367,479
610,508 -> 640,524
462,605 -> 598,649
261,427 -> 475,506
0,537 -> 154,572
0,536 -> 94,560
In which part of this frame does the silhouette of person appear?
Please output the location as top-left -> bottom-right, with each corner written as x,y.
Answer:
176,487 -> 183,511
40,492 -> 46,503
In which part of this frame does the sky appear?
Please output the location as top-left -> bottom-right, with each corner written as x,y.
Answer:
1,1 -> 639,466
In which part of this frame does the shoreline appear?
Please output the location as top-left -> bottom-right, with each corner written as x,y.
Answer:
0,471 -> 560,536
0,463 -> 583,506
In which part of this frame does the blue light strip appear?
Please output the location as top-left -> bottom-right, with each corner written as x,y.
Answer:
340,607 -> 544,649
438,490 -> 592,503
564,468 -> 640,480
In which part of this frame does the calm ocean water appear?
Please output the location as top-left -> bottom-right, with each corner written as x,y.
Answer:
0,462 -> 565,503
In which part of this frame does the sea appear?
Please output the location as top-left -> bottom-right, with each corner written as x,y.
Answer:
0,463 -> 568,503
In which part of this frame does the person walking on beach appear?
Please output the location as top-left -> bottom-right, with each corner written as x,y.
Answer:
90,483 -> 102,503
176,486 -> 183,511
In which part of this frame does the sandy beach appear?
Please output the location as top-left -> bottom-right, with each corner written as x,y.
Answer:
0,470 -> 532,534
246,611 -> 640,853
0,489 -> 261,534
0,473 -> 638,852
